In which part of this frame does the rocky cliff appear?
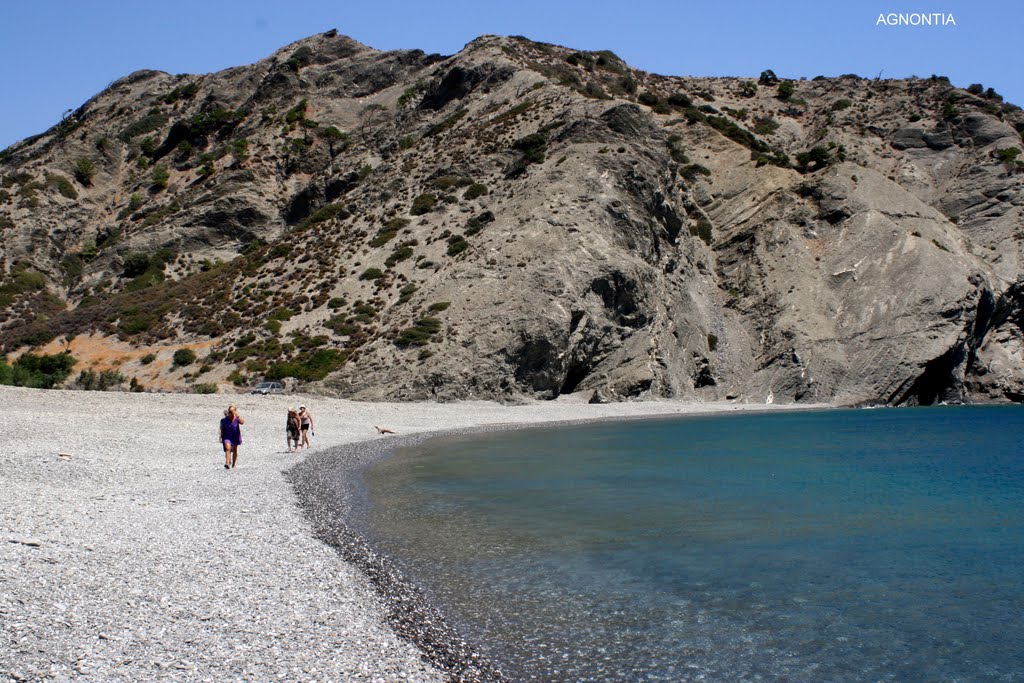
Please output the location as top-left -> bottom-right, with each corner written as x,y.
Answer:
1,31 -> 1023,404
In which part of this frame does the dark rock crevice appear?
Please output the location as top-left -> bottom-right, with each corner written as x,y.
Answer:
419,65 -> 513,111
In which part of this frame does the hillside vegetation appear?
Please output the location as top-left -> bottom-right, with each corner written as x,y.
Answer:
1,32 -> 1023,404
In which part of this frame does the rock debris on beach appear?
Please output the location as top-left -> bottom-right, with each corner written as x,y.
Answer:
0,385 -> 816,681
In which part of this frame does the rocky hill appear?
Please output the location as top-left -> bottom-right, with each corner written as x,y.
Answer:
1,31 -> 1023,404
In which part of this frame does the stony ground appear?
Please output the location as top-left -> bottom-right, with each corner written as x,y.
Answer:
0,386 -> 813,682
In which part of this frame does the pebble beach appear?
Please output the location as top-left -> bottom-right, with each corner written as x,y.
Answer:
0,386 -> 819,682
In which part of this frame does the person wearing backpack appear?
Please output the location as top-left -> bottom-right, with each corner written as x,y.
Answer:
286,407 -> 301,452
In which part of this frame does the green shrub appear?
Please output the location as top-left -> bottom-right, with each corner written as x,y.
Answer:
192,382 -> 218,394
706,116 -> 768,154
325,316 -> 356,336
172,348 -> 197,367
117,193 -> 144,219
428,301 -> 451,311
187,108 -> 242,136
410,193 -> 438,215
431,175 -> 471,190
385,245 -> 415,267
77,369 -> 125,391
231,138 -> 249,164
122,253 -> 151,278
395,317 -> 442,347
120,111 -> 168,140
832,99 -> 853,111
638,92 -> 660,107
140,136 -> 157,157
995,147 -> 1021,163
360,267 -> 385,280
579,80 -> 609,99
795,146 -> 832,172
286,46 -> 314,71
73,158 -> 96,186
398,284 -> 417,304
707,333 -> 719,351
269,307 -> 293,321
140,353 -> 157,365
327,297 -> 347,310
151,165 -> 170,189
48,174 -> 78,199
0,352 -> 75,389
447,235 -> 469,256
176,140 -> 195,161
320,126 -> 349,152
758,69 -> 779,85
369,217 -> 409,246
754,117 -> 780,136
0,266 -> 46,307
667,92 -> 693,109
266,348 -> 345,382
690,219 -> 713,245
264,319 -> 282,334
198,159 -> 215,178
681,164 -> 712,181
163,81 -> 199,104
351,303 -> 377,323
464,183 -> 488,200
299,203 -> 347,230
60,253 -> 84,285
398,82 -> 425,108
514,133 -> 547,164
777,81 -> 795,99
122,311 -> 158,334
463,217 -> 484,237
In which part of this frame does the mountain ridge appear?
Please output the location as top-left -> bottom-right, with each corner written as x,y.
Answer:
1,30 -> 1023,404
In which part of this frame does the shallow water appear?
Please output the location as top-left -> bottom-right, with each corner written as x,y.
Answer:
359,407 -> 1024,681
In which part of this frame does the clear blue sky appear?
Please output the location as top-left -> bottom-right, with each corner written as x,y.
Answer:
1,0 -> 1020,150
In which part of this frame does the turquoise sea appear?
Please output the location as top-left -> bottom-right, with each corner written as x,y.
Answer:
359,407 -> 1024,681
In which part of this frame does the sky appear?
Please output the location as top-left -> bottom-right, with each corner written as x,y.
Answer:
1,0 -> 1021,150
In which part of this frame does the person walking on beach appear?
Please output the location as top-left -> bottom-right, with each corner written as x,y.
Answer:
220,404 -> 245,468
286,406 -> 301,452
298,404 -> 314,449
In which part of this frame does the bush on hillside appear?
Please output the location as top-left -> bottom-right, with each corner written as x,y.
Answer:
172,349 -> 197,367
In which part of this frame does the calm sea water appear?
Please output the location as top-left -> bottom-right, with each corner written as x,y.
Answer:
359,407 -> 1024,682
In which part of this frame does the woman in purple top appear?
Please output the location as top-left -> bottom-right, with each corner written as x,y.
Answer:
219,404 -> 245,469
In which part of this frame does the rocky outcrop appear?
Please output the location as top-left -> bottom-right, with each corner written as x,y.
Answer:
2,33 -> 1024,405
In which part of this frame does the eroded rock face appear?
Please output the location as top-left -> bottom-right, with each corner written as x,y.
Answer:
2,32 -> 1024,404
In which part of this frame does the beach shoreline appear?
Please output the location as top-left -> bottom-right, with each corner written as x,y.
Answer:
0,385 -> 825,681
